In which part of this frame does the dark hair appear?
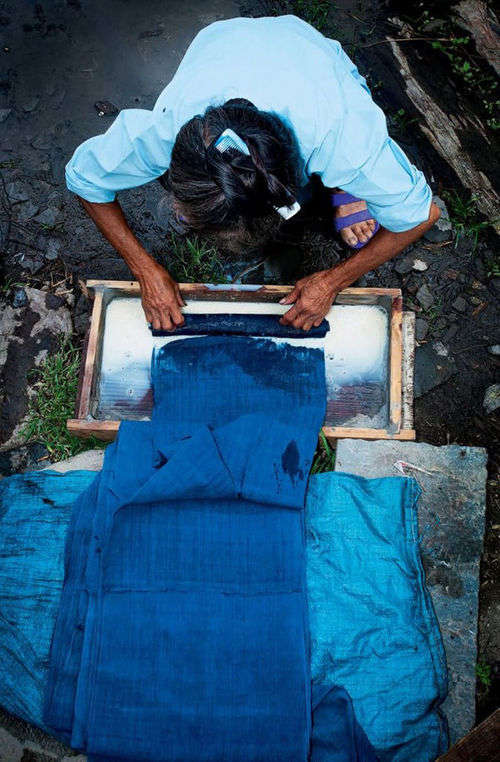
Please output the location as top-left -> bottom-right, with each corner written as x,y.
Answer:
166,99 -> 301,231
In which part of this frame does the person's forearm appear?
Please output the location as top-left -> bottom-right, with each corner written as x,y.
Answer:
78,197 -> 157,278
78,197 -> 184,331
328,202 -> 441,290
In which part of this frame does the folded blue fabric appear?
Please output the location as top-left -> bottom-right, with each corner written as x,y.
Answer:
0,467 -> 447,760
45,337 -> 328,761
149,312 -> 330,338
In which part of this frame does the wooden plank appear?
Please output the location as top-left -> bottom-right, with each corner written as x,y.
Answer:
86,279 -> 402,301
68,418 -> 415,443
390,39 -> 500,233
454,0 -> 500,77
389,295 -> 403,432
77,290 -> 104,420
323,426 -> 415,441
74,321 -> 91,417
436,709 -> 500,762
67,419 -> 119,441
402,311 -> 415,430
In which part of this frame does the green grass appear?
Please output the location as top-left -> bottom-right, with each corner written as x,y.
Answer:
294,0 -> 331,31
22,337 -> 103,461
263,0 -> 333,32
163,234 -> 227,284
485,251 -> 500,279
0,277 -> 23,294
423,297 -> 443,328
311,431 -> 336,474
390,108 -> 417,136
475,660 -> 492,689
442,190 -> 491,251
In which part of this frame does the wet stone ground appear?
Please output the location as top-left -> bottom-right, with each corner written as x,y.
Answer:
0,0 -> 499,759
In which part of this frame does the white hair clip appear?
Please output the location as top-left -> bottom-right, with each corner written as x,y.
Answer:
214,128 -> 250,156
274,200 -> 301,220
213,129 -> 301,221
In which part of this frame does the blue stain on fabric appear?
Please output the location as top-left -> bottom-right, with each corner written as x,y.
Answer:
1,466 -> 447,760
311,684 -> 378,761
44,336 -> 328,761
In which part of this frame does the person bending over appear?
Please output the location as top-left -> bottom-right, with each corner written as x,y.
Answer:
67,15 -> 440,332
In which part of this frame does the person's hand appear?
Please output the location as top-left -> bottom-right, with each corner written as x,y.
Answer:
279,270 -> 339,331
138,261 -> 185,331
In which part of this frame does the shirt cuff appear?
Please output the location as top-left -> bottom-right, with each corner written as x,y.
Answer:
368,178 -> 432,233
65,164 -> 117,204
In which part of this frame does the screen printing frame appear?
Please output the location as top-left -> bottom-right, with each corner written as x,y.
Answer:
68,280 -> 416,442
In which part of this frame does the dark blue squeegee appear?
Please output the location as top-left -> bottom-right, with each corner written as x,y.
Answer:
150,313 -> 329,338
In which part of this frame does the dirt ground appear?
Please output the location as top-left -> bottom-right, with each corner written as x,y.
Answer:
0,0 -> 499,753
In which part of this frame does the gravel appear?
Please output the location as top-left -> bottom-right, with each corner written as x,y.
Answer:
416,283 -> 435,310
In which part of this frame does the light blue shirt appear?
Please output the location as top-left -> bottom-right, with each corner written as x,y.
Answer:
66,15 -> 432,232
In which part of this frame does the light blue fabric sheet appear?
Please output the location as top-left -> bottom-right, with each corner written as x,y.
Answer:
0,471 -> 96,728
65,15 -> 432,232
307,473 -> 448,761
0,466 -> 447,760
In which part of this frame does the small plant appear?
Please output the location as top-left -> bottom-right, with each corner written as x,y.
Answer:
431,37 -> 474,79
442,190 -> 490,251
22,336 -> 102,461
311,431 -> 336,474
163,234 -> 227,284
402,7 -> 500,131
0,276 -> 23,294
294,0 -> 331,31
424,299 -> 443,327
390,108 -> 417,136
485,252 -> 500,279
475,660 -> 492,688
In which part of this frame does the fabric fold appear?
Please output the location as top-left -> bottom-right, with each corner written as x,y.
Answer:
1,466 -> 448,760
45,336 -> 327,761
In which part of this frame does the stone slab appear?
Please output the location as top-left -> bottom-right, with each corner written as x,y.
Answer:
335,439 -> 488,745
42,449 -> 104,473
414,341 -> 457,397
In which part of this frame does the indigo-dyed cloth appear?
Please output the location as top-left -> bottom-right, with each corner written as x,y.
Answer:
45,336 -> 327,761
1,468 -> 447,759
307,473 -> 448,761
65,15 -> 432,232
150,312 -> 329,338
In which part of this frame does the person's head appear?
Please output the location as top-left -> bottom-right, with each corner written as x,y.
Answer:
166,99 -> 301,244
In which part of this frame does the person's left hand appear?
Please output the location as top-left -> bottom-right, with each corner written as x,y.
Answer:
279,270 -> 340,331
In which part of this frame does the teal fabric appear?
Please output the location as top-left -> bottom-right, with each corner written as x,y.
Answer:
307,473 -> 448,761
0,468 -> 447,759
65,15 -> 432,232
0,471 -> 95,728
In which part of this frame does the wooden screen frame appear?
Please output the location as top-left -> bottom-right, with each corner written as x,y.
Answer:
67,280 -> 415,442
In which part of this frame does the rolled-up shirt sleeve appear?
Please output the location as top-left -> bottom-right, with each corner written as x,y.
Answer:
65,108 -> 176,203
306,60 -> 432,232
342,136 -> 432,232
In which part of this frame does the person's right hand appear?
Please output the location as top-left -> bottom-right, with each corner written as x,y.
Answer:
138,261 -> 185,331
